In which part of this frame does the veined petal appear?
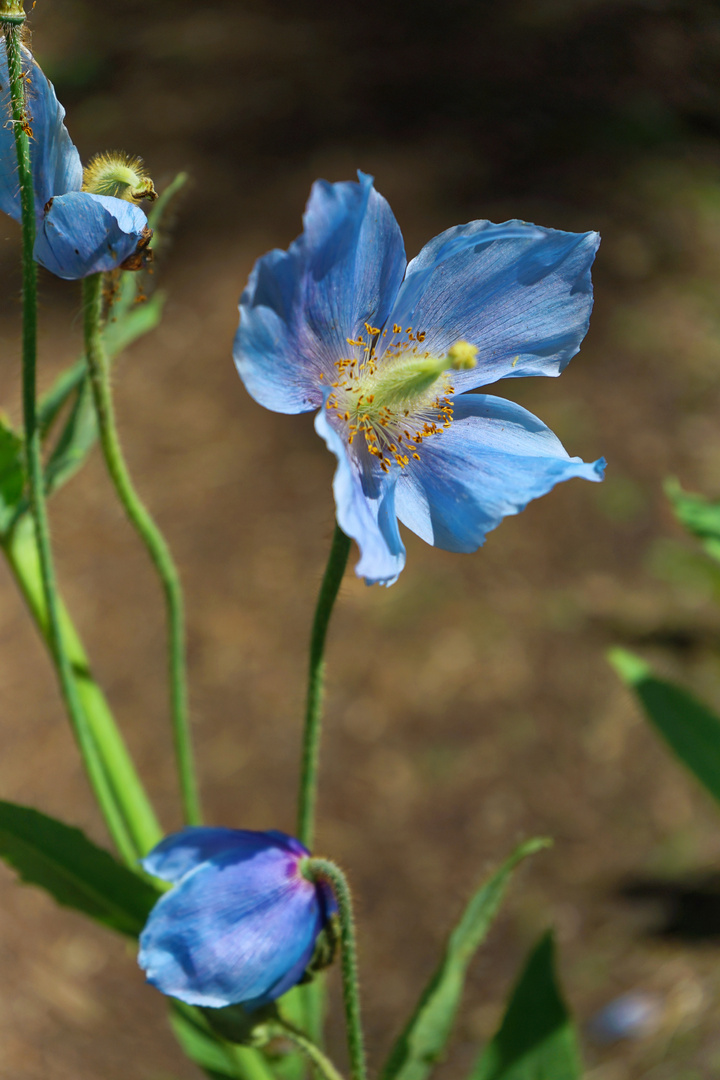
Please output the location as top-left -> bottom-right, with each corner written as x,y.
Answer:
315,402 -> 406,586
385,220 -> 599,391
395,393 -> 605,552
142,827 -> 291,884
234,171 -> 406,414
33,191 -> 149,279
139,843 -> 320,1009
0,43 -> 82,222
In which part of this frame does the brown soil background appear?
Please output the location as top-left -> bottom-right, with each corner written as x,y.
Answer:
2,1 -> 720,1078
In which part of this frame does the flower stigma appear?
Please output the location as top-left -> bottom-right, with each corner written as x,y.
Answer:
325,327 -> 477,472
82,151 -> 158,203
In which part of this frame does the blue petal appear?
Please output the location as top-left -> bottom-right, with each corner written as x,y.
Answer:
33,191 -> 149,279
384,220 -> 599,391
315,400 -> 406,586
138,841 -> 322,1009
0,43 -> 82,222
234,171 -> 406,414
394,393 -> 605,552
142,827 -> 296,885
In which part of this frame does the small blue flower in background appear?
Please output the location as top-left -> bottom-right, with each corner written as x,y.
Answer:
0,42 -> 150,278
138,827 -> 336,1010
588,990 -> 663,1043
234,172 -> 605,586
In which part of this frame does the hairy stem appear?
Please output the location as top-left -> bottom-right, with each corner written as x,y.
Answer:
273,1022 -> 346,1080
297,525 -> 351,849
303,858 -> 366,1080
82,272 -> 201,826
2,17 -> 136,864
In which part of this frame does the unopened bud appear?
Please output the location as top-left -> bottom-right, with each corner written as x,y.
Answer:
83,151 -> 157,203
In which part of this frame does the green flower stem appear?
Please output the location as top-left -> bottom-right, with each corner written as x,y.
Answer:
297,525 -> 351,849
272,1022 -> 346,1080
303,858 -> 366,1080
4,518 -> 163,855
2,17 -> 136,866
81,272 -> 201,826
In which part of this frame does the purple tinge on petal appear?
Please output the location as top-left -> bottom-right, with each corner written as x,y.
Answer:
0,42 -> 82,223
395,392 -> 605,553
315,400 -> 406,586
139,830 -> 327,1010
33,191 -> 149,279
234,171 -> 406,415
384,219 -> 599,391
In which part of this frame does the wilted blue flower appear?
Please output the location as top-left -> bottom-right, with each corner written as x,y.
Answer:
138,827 -> 336,1010
0,42 -> 149,278
234,173 -> 605,586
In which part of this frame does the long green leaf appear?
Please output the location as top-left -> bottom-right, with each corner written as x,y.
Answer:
609,646 -> 720,805
381,838 -> 551,1080
471,933 -> 581,1080
0,800 -> 159,936
5,517 -> 163,854
0,417 -> 24,536
666,478 -> 720,561
44,377 -> 97,496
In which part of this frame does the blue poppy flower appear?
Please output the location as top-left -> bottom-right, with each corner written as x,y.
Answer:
0,42 -> 149,278
138,827 -> 336,1010
234,173 -> 605,586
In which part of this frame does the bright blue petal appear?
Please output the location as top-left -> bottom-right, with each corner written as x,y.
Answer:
234,171 -> 406,414
138,841 -> 321,1009
33,191 -> 148,279
395,393 -> 605,552
384,220 -> 599,391
142,827 -> 287,884
0,43 -> 82,222
315,401 -> 406,586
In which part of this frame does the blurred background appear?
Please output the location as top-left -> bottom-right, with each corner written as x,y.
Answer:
2,0 -> 720,1077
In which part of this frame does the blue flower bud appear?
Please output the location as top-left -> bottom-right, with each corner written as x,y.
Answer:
33,191 -> 150,279
138,827 -> 337,1010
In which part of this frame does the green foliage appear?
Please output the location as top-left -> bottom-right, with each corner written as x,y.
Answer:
471,933 -> 581,1080
170,1002 -> 279,1080
381,838 -> 551,1080
0,799 -> 159,936
609,647 -> 720,806
0,417 -> 24,535
666,478 -> 720,561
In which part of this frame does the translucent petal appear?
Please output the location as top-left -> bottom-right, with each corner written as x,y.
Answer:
142,827 -> 294,885
384,220 -> 599,391
0,43 -> 82,222
395,393 -> 605,552
315,402 -> 406,586
234,172 -> 406,414
33,191 -> 148,279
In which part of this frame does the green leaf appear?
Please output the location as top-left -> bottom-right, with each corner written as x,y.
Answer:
666,478 -> 720,561
0,418 -> 24,535
44,377 -> 97,496
471,932 -> 581,1080
381,838 -> 551,1080
609,646 -> 720,805
170,1002 -> 279,1080
0,799 -> 160,936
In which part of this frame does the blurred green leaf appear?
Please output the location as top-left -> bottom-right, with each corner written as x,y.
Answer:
471,932 -> 581,1080
44,377 -> 97,496
0,799 -> 159,936
0,418 -> 24,535
609,646 -> 720,806
381,838 -> 551,1080
666,479 -> 720,561
171,1002 -> 278,1080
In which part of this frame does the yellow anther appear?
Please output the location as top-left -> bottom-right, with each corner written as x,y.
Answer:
83,151 -> 157,203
